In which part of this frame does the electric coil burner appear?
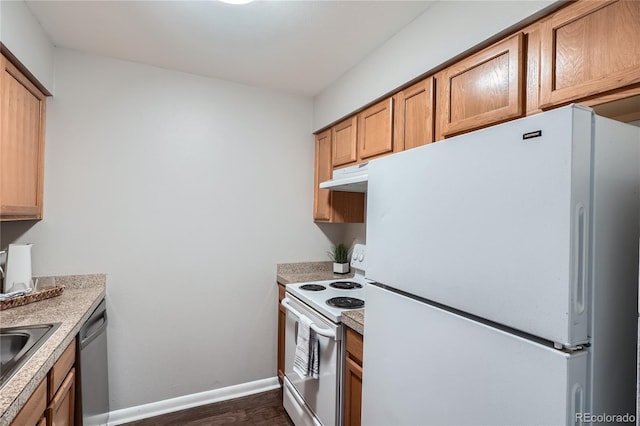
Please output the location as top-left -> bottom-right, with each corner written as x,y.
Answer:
329,281 -> 363,290
300,284 -> 326,291
326,297 -> 365,309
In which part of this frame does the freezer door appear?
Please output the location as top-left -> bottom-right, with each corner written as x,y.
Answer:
367,105 -> 593,346
361,286 -> 590,426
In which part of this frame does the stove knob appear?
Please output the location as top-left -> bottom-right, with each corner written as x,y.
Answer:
358,253 -> 364,262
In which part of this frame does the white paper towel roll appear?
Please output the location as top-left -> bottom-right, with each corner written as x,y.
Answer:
4,244 -> 33,293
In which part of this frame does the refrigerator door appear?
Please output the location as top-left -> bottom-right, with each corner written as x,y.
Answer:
367,105 -> 593,346
361,285 -> 589,426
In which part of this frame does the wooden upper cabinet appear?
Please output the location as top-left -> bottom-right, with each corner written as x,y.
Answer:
357,97 -> 394,161
314,130 -> 332,222
524,23 -> 543,117
394,78 -> 434,151
332,116 -> 357,167
1,53 -> 47,221
539,0 -> 640,109
438,33 -> 525,138
313,129 -> 364,223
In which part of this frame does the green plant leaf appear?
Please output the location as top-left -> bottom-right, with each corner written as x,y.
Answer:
328,243 -> 350,263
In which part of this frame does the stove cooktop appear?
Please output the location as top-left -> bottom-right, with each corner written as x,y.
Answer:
285,274 -> 368,323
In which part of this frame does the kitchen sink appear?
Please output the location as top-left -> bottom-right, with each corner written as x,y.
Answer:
0,323 -> 61,388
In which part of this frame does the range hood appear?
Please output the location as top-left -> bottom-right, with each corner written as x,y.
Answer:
319,162 -> 368,192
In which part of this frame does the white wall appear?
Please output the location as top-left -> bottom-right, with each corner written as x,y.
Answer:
0,48 -> 342,410
0,0 -> 55,92
313,0 -> 557,130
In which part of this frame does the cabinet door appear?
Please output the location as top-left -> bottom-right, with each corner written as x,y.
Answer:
332,117 -> 357,167
357,97 -> 394,160
394,78 -> 434,151
313,129 -> 365,224
313,130 -> 332,222
539,0 -> 640,109
524,23 -> 543,117
11,378 -> 47,425
331,192 -> 365,223
47,368 -> 75,426
438,33 -> 524,138
1,53 -> 46,221
344,349 -> 363,426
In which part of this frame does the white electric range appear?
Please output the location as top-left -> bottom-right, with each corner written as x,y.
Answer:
281,244 -> 368,426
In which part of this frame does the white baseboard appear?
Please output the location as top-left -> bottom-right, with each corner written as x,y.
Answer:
108,377 -> 281,425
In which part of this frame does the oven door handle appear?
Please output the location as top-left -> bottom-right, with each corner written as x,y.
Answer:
281,298 -> 337,339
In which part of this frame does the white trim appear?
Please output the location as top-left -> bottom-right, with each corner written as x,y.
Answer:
107,377 -> 281,425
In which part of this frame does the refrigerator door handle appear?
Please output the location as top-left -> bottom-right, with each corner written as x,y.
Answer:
571,382 -> 584,426
572,204 -> 586,315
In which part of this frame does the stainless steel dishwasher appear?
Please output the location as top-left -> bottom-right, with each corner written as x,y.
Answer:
78,298 -> 110,425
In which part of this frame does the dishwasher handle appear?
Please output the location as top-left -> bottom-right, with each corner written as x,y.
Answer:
80,299 -> 108,349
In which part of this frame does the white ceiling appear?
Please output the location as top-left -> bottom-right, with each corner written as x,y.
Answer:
25,0 -> 435,96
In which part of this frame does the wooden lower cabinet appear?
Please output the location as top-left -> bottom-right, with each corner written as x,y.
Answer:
10,338 -> 76,426
11,378 -> 48,426
277,284 -> 286,383
344,327 -> 363,426
47,368 -> 75,426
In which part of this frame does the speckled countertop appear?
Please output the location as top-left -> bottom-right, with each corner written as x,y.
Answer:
0,274 -> 106,426
342,309 -> 364,335
277,262 -> 364,334
276,261 -> 354,284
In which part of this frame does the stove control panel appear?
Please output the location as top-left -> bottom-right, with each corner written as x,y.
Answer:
350,243 -> 366,272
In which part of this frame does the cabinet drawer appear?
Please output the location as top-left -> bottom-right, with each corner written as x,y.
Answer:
48,338 -> 75,398
11,377 -> 47,426
345,327 -> 363,365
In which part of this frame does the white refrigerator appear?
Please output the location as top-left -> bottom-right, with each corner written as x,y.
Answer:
363,105 -> 640,425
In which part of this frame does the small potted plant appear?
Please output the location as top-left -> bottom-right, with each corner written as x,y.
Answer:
329,243 -> 351,274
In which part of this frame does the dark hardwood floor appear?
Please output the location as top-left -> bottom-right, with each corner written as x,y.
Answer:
122,389 -> 293,426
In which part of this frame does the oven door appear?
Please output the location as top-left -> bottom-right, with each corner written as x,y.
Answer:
283,294 -> 342,426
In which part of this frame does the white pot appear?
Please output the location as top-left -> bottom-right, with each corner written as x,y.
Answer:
333,262 -> 350,274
